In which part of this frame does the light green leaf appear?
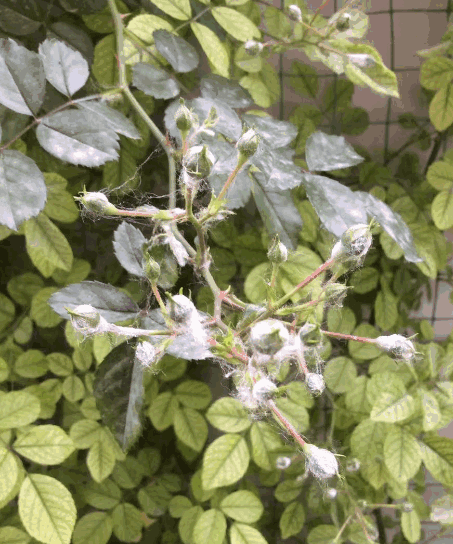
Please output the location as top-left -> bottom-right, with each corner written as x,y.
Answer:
264,6 -> 291,38
421,390 -> 442,431
280,501 -> 305,539
13,425 -> 75,465
173,407 -> 208,453
0,293 -> 15,332
426,160 -> 453,191
345,375 -> 371,419
212,7 -> 260,42
169,495 -> 193,518
193,509 -> 226,544
111,457 -> 144,489
92,35 -> 118,86
148,391 -> 179,431
420,435 -> 453,487
429,84 -> 453,130
7,272 -> 44,306
307,524 -> 338,544
383,426 -> 421,482
82,479 -> 122,510
111,503 -> 142,542
432,189 -> 453,230
274,397 -> 309,432
0,446 -> 19,504
124,14 -> 174,66
191,22 -> 229,78
230,523 -> 268,544
371,393 -> 416,423
348,324 -> 381,360
374,288 -> 398,330
47,352 -> 73,377
202,434 -> 249,490
30,287 -> 62,328
240,73 -> 273,108
220,490 -> 263,523
19,474 -> 76,544
15,349 -> 48,378
24,215 -> 73,276
73,512 -> 113,544
350,418 -> 388,461
249,421 -> 282,471
0,391 -> 40,429
324,356 -> 357,393
0,357 -> 9,383
175,380 -> 212,409
70,419 -> 101,449
151,0 -> 191,20
179,506 -> 203,544
327,306 -> 356,335
0,526 -> 31,544
206,397 -> 251,433
401,510 -> 421,543
62,375 -> 85,402
87,432 -> 117,483
420,57 -> 453,90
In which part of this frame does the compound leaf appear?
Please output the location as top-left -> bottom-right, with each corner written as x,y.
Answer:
153,29 -> 199,73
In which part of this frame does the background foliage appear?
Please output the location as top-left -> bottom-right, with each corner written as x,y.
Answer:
0,1 -> 452,544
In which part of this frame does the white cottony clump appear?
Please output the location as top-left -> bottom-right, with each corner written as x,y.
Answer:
348,53 -> 376,68
252,377 -> 277,402
135,341 -> 156,367
375,334 -> 416,362
330,224 -> 372,263
326,488 -> 337,500
276,456 -> 292,470
346,458 -> 361,472
287,4 -> 302,22
306,373 -> 325,395
249,319 -> 290,356
304,444 -> 339,479
68,304 -> 108,335
244,40 -> 264,57
236,384 -> 258,410
167,294 -> 197,323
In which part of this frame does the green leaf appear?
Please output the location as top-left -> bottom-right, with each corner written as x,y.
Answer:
0,293 -> 15,332
420,57 -> 453,90
206,398 -> 251,433
275,479 -> 303,503
153,29 -> 199,73
0,151 -> 46,231
111,503 -> 142,542
0,526 -> 31,544
345,375 -> 371,418
432,189 -> 453,229
430,84 -> 453,130
24,215 -> 73,275
30,287 -> 62,328
153,354 -> 187,381
73,511 -> 113,544
77,101 -> 140,139
179,506 -> 203,544
111,457 -> 144,489
374,288 -> 398,330
420,434 -> 453,486
288,60 -> 318,98
327,306 -> 356,335
173,407 -> 208,453
82,479 -> 122,510
324,357 -> 357,393
87,431 -> 117,483
151,0 -> 191,20
39,39 -> 89,96
175,380 -> 212,409
280,501 -> 305,539
371,393 -> 416,423
350,267 -> 379,294
305,131 -> 364,172
132,63 -> 180,100
191,22 -> 229,78
92,34 -> 117,85
62,375 -> 85,402
401,510 -> 421,543
193,509 -> 227,544
202,434 -> 250,490
13,425 -> 75,465
148,391 -> 179,431
15,349 -> 47,378
70,419 -> 102,449
169,495 -> 193,518
274,397 -> 309,432
383,426 -> 421,481
350,418 -> 388,462
0,391 -> 40,429
264,6 -> 291,38
19,474 -> 76,544
323,79 -> 354,113
212,7 -> 260,42
0,357 -> 9,383
249,421 -> 283,471
47,352 -> 73,377
220,490 -> 264,523
0,446 -> 20,505
421,390 -> 442,431
307,525 -> 338,544
230,523 -> 268,544
427,160 -> 453,190
7,272 -> 44,305
340,107 -> 370,135
93,341 -> 146,451
348,324 -> 381,360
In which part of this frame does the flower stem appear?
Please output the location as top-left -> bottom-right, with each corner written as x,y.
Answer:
320,330 -> 376,343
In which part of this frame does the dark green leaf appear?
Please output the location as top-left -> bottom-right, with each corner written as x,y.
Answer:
0,0 -> 43,36
242,114 -> 297,148
200,74 -> 252,108
305,131 -> 364,171
301,173 -> 367,237
48,280 -> 139,322
36,110 -> 119,167
289,61 -> 319,98
93,341 -> 145,451
0,38 -> 46,115
113,222 -> 147,277
58,0 -> 107,15
39,39 -> 89,96
132,63 -> 180,100
48,22 -> 94,65
153,30 -> 199,73
0,151 -> 46,230
78,101 -> 140,139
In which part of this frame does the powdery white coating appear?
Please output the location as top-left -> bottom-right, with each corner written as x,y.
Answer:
276,456 -> 292,470
326,488 -> 337,500
249,319 -> 290,355
346,458 -> 361,472
331,223 -> 372,262
306,373 -> 325,394
135,341 -> 156,367
305,444 -> 339,479
167,294 -> 197,323
70,304 -> 106,334
84,192 -> 109,203
288,4 -> 302,22
375,334 -> 415,361
252,378 -> 277,402
244,40 -> 264,56
348,53 -> 376,68
329,240 -> 343,260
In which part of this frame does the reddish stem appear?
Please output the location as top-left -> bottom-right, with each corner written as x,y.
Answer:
320,330 -> 376,343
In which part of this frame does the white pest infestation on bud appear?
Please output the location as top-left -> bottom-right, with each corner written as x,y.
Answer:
249,319 -> 290,356
304,444 -> 339,479
375,334 -> 416,362
326,488 -> 338,500
252,377 -> 277,402
135,341 -> 156,367
306,373 -> 325,395
66,304 -> 108,335
287,4 -> 303,23
167,294 -> 197,323
330,223 -> 373,263
346,458 -> 361,473
74,191 -> 119,215
276,456 -> 292,470
244,40 -> 264,57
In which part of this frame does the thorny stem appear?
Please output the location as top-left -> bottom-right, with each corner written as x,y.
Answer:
267,399 -> 306,448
